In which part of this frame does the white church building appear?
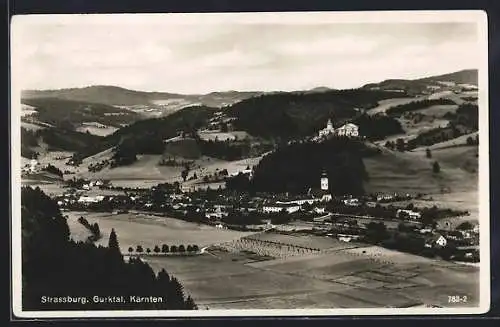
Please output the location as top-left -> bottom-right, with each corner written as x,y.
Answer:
317,119 -> 359,139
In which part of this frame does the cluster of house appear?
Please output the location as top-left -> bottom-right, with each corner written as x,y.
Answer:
325,216 -> 479,253
262,172 -> 333,214
313,119 -> 359,141
22,159 -> 40,174
80,180 -> 106,190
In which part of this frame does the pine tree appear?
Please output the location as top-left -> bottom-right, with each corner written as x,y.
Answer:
185,295 -> 198,310
170,277 -> 186,309
108,228 -> 120,252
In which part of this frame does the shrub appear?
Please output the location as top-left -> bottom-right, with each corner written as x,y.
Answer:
161,244 -> 169,253
433,161 -> 441,173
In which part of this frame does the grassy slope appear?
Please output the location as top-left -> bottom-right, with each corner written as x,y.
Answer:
364,144 -> 477,194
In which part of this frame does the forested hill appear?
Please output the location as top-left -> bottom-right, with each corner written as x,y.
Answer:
226,138 -> 378,196
227,89 -> 409,139
21,186 -> 197,310
66,89 -> 409,161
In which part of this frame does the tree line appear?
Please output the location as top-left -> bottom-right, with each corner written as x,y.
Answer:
353,113 -> 404,140
385,98 -> 456,117
42,164 -> 64,178
77,216 -> 102,242
128,244 -> 200,255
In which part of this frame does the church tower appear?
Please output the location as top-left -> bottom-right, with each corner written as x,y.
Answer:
320,171 -> 329,191
327,119 -> 333,130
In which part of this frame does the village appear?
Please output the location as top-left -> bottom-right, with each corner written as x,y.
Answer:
21,116 -> 480,265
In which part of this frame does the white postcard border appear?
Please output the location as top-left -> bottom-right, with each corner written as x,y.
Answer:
10,10 -> 490,318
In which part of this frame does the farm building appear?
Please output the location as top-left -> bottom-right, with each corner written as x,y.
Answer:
424,233 -> 447,248
397,209 -> 421,220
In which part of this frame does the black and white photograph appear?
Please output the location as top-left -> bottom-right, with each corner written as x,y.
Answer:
10,11 -> 490,317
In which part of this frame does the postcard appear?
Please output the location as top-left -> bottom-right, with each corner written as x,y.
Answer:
10,10 -> 490,318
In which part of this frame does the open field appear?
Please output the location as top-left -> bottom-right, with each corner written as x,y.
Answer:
21,121 -> 46,131
64,211 -> 254,253
144,240 -> 480,309
78,154 -> 182,181
65,213 -> 93,242
243,232 -> 356,250
414,104 -> 459,117
21,179 -> 67,196
367,97 -> 422,116
76,124 -> 118,136
72,149 -> 265,189
198,130 -> 251,141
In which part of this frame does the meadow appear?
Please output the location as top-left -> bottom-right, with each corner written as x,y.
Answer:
64,211 -> 254,253
144,239 -> 480,309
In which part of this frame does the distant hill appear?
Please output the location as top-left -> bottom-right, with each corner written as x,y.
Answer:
21,97 -> 140,128
362,69 -> 478,95
21,125 -> 104,159
71,105 -> 218,161
417,69 -> 478,85
22,85 -> 264,112
305,86 -> 334,93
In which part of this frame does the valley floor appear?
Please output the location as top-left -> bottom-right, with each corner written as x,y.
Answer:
61,210 -> 480,310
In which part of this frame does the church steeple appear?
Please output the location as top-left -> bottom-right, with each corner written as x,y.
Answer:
320,170 -> 329,191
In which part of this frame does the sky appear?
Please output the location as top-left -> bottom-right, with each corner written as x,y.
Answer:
11,13 -> 483,94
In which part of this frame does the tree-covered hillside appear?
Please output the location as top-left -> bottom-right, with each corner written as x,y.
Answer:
353,113 -> 404,140
227,89 -> 409,139
21,186 -> 197,310
21,126 -> 104,158
70,105 -> 217,161
227,138 -> 377,196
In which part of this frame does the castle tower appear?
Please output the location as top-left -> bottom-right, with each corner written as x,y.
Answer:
320,171 -> 329,191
